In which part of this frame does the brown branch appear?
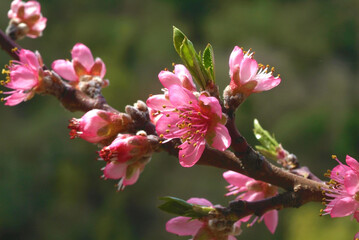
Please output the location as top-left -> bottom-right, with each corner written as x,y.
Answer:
0,28 -> 326,216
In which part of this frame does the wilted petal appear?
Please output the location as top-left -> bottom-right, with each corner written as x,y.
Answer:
166,217 -> 202,236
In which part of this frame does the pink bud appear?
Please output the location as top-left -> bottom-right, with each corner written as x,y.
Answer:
68,109 -> 131,143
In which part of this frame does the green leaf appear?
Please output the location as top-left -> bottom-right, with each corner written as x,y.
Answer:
158,196 -> 193,216
158,196 -> 215,219
202,44 -> 215,82
173,26 -> 185,56
253,119 -> 279,150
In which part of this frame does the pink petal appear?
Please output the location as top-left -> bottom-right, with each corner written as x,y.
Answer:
187,198 -> 212,206
9,0 -> 22,18
4,91 -> 28,106
166,216 -> 203,236
223,171 -> 253,188
228,236 -> 237,240
23,1 -> 41,18
210,124 -> 231,151
146,94 -> 173,111
8,66 -> 38,89
229,46 -> 244,76
71,43 -> 94,71
354,232 -> 359,240
92,57 -> 106,78
51,60 -> 78,81
103,162 -> 127,179
242,191 -> 265,202
174,64 -> 196,91
158,71 -> 182,89
330,196 -> 358,217
264,210 -> 278,234
123,167 -> 141,186
344,170 -> 359,195
354,212 -> 359,223
19,49 -> 40,70
179,140 -> 206,167
253,76 -> 281,92
331,164 -> 350,179
239,57 -> 258,84
168,85 -> 197,107
198,94 -> 222,118
155,112 -> 182,139
346,155 -> 359,172
31,17 -> 47,32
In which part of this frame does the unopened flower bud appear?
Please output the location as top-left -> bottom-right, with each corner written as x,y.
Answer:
134,100 -> 148,112
68,109 -> 131,143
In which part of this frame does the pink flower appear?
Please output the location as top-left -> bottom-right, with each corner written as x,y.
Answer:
2,49 -> 43,106
7,0 -> 47,38
323,155 -> 359,221
354,232 -> 359,240
228,46 -> 281,96
68,109 -> 131,143
147,64 -> 196,124
51,43 -> 108,85
223,171 -> 279,234
166,198 -> 241,240
147,84 -> 231,167
98,134 -> 154,190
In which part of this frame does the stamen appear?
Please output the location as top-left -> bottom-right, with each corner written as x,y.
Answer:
11,47 -> 18,52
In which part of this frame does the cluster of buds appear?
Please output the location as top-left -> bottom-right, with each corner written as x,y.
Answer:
68,109 -> 132,144
322,155 -> 359,221
166,198 -> 242,240
98,132 -> 160,190
1,48 -> 46,106
52,43 -> 109,98
223,171 -> 279,234
6,0 -> 47,40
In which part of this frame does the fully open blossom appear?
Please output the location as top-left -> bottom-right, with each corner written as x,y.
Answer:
147,73 -> 231,167
223,171 -> 279,234
228,46 -> 281,96
98,133 -> 155,190
7,0 -> 47,39
166,198 -> 241,240
147,64 -> 196,124
68,109 -> 131,143
2,49 -> 44,106
323,155 -> 359,221
52,43 -> 108,86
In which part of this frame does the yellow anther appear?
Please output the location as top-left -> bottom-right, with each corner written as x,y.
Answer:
331,155 -> 337,159
193,143 -> 197,147
166,129 -> 170,133
164,68 -> 168,71
0,91 -> 3,94
189,101 -> 192,104
11,47 -> 18,52
1,97 -> 4,102
167,124 -> 171,127
182,154 -> 185,158
166,114 -> 170,117
2,69 -> 10,74
172,62 -> 175,66
271,67 -> 275,72
197,112 -> 201,115
159,134 -> 164,138
196,130 -> 200,134
159,141 -> 163,144
0,80 -> 4,85
162,105 -> 166,108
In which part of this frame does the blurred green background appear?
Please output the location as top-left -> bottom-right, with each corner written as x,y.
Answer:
0,0 -> 358,239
